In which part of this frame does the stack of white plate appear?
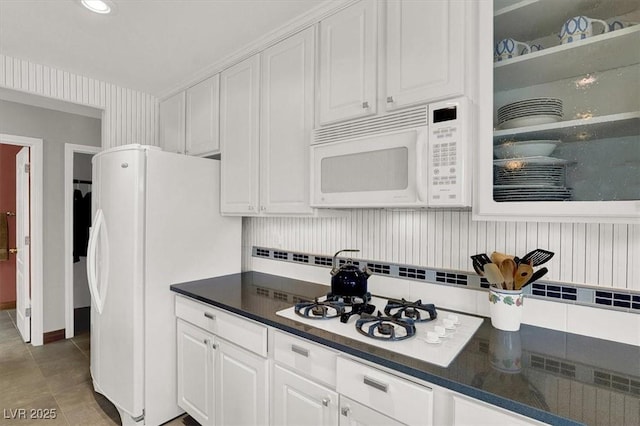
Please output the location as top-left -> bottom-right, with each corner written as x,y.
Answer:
494,186 -> 573,201
495,164 -> 565,186
497,98 -> 563,130
493,159 -> 573,202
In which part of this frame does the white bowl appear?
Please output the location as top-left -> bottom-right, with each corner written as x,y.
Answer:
494,140 -> 560,159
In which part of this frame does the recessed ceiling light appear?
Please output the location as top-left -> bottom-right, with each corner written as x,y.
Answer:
80,0 -> 114,14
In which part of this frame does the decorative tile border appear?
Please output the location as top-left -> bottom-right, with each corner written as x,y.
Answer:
252,246 -> 640,315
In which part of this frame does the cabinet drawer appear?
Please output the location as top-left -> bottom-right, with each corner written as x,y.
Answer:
175,295 -> 267,357
273,330 -> 337,387
336,357 -> 433,426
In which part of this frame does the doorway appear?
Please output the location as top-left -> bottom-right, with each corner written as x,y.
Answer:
0,134 -> 44,346
64,144 -> 101,338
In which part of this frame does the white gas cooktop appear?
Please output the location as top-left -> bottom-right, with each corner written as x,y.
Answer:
276,296 -> 482,368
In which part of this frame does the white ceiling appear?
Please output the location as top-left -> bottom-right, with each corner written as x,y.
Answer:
0,0 -> 327,97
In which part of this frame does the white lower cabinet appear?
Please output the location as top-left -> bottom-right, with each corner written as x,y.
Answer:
273,364 -> 338,426
216,337 -> 269,426
175,296 -> 268,426
451,394 -> 547,426
177,319 -> 214,426
336,357 -> 434,426
339,395 -> 404,426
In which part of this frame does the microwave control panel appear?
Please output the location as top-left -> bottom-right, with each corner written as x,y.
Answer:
427,97 -> 471,207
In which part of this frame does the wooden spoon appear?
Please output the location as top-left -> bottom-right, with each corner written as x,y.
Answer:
514,262 -> 534,290
499,258 -> 517,290
483,263 -> 505,289
490,251 -> 513,267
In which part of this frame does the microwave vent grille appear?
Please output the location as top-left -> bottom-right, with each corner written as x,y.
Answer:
314,106 -> 428,144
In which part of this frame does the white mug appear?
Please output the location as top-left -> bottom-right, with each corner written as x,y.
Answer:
560,16 -> 609,44
494,38 -> 530,62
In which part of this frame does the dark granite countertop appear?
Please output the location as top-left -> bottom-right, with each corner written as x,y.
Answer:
170,271 -> 640,426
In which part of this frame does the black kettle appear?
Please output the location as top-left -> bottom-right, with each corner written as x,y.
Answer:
330,249 -> 372,297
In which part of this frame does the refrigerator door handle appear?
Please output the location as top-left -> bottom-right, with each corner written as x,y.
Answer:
87,209 -> 108,314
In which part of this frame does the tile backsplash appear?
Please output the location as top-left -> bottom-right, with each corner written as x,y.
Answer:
242,209 -> 639,290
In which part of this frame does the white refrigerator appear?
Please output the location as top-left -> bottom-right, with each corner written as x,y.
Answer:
87,145 -> 241,425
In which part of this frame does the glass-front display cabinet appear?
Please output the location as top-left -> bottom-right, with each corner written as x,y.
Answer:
474,0 -> 640,223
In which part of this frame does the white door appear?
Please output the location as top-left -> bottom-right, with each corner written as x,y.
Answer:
88,147 -> 145,419
386,0 -> 465,110
159,92 -> 186,154
273,364 -> 339,426
338,396 -> 404,426
177,319 -> 215,426
260,28 -> 314,214
220,54 -> 261,215
215,338 -> 268,426
319,0 -> 377,125
15,147 -> 30,343
186,74 -> 220,156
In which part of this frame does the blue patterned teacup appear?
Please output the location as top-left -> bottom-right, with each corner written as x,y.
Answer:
560,16 -> 609,44
494,38 -> 530,62
608,19 -> 638,31
529,44 -> 543,52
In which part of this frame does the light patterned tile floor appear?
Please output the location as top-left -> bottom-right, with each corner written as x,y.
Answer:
0,310 -> 197,426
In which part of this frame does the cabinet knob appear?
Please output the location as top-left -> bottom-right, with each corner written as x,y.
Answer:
260,206 -> 266,211
321,398 -> 330,407
248,205 -> 254,211
341,407 -> 350,417
362,101 -> 370,109
212,343 -> 217,349
386,96 -> 394,103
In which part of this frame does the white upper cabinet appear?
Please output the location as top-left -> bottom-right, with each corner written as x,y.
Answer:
319,0 -> 377,125
474,0 -> 640,223
385,0 -> 465,110
159,92 -> 186,154
220,54 -> 261,215
260,27 -> 315,215
186,75 -> 220,156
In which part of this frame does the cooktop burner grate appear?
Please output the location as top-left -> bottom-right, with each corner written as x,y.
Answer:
384,298 -> 438,322
294,298 -> 345,319
355,312 -> 416,341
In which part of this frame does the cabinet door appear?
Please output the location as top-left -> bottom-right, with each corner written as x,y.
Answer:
260,28 -> 314,215
215,338 -> 268,426
386,0 -> 465,110
319,0 -> 377,125
273,364 -> 338,426
176,320 -> 214,426
338,396 -> 404,426
220,54 -> 260,215
452,395 -> 546,426
159,92 -> 186,154
186,74 -> 220,156
475,1 -> 640,223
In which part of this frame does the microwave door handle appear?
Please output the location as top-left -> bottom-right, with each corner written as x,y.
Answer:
416,129 -> 429,202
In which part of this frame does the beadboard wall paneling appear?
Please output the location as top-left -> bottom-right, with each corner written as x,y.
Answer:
0,54 -> 157,149
243,211 -> 640,290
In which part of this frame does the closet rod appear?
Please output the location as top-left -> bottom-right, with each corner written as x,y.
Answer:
73,179 -> 92,185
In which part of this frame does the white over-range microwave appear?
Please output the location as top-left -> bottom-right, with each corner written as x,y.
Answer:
311,97 -> 472,208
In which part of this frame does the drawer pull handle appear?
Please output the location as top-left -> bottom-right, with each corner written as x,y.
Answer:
321,398 -> 330,407
363,376 -> 388,393
291,345 -> 309,357
204,312 -> 216,320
